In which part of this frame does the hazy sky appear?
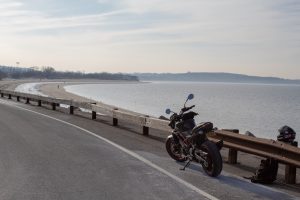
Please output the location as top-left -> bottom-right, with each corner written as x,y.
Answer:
0,0 -> 299,78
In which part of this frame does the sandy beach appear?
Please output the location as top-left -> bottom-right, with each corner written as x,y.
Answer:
39,81 -> 97,102
39,80 -> 141,102
0,79 -> 139,103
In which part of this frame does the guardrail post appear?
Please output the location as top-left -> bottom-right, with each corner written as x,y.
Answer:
113,118 -> 118,126
143,116 -> 149,136
143,126 -> 149,136
92,111 -> 96,120
285,142 -> 298,184
52,103 -> 56,110
113,108 -> 118,126
26,98 -> 30,104
224,129 -> 239,164
70,106 -> 74,115
8,94 -> 11,99
17,96 -> 20,101
285,165 -> 297,184
38,100 -> 42,106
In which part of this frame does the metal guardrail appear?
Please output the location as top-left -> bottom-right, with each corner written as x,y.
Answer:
208,130 -> 300,167
0,89 -> 299,183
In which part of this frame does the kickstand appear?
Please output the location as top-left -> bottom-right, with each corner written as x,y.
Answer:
180,159 -> 191,171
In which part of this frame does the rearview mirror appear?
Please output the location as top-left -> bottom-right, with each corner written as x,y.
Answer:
187,93 -> 194,100
165,108 -> 171,114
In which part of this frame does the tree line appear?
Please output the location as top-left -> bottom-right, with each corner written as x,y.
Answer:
0,66 -> 138,81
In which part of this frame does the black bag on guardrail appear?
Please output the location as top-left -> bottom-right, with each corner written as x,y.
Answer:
250,158 -> 278,184
249,125 -> 297,184
277,125 -> 296,144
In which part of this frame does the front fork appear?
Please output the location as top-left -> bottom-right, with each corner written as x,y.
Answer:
171,132 -> 180,144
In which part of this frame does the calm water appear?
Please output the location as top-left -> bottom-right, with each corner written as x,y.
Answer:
65,82 -> 300,141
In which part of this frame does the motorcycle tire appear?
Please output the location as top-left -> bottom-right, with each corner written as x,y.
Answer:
199,140 -> 223,177
166,136 -> 187,162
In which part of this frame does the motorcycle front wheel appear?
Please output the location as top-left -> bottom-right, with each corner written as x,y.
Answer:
197,140 -> 223,177
165,136 -> 187,162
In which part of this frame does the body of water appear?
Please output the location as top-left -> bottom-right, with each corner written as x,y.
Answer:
65,82 -> 300,141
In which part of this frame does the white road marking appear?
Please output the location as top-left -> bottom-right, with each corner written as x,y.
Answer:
0,99 -> 219,200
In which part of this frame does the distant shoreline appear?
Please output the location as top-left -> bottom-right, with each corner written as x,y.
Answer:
134,72 -> 300,85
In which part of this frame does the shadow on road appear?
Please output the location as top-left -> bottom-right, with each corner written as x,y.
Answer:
175,161 -> 295,200
217,175 -> 295,200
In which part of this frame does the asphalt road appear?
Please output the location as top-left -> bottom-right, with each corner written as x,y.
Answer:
0,99 -> 298,200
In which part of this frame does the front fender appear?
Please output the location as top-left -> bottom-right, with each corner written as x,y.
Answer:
167,135 -> 173,140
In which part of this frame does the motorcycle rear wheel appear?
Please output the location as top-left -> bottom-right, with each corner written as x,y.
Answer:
166,137 -> 187,162
198,140 -> 223,177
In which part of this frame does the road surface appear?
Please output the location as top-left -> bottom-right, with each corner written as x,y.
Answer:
0,99 -> 298,200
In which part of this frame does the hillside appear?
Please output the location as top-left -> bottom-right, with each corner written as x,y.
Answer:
134,72 -> 300,84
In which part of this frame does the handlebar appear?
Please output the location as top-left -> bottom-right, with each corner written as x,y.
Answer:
169,105 -> 198,127
181,105 -> 195,113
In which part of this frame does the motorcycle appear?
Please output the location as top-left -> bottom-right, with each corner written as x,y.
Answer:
165,94 -> 223,177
